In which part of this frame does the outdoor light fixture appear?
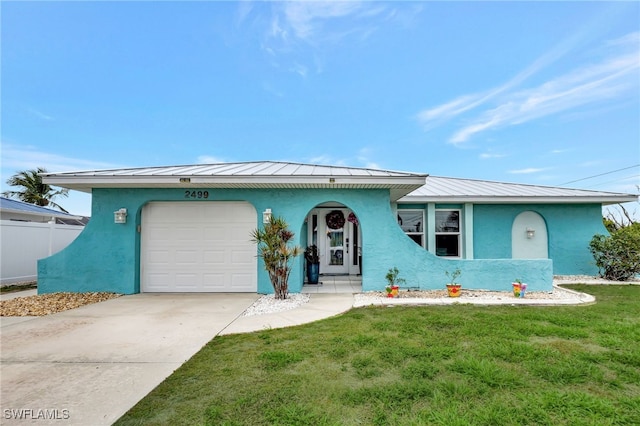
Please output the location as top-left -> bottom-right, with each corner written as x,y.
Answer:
526,228 -> 535,239
263,208 -> 272,224
114,208 -> 128,224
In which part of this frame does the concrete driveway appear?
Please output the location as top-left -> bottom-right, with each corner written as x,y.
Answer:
0,293 -> 260,425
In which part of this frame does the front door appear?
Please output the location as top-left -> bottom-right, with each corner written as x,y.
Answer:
314,209 -> 360,275
325,222 -> 348,274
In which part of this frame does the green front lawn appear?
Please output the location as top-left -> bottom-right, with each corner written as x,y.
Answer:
115,285 -> 640,425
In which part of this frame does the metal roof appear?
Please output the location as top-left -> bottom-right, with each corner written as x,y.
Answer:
0,197 -> 82,219
41,161 -> 429,201
400,176 -> 638,205
40,162 -> 638,205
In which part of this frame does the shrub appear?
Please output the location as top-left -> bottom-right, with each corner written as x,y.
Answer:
589,223 -> 640,281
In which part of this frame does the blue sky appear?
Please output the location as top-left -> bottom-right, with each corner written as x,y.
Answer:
2,1 -> 639,217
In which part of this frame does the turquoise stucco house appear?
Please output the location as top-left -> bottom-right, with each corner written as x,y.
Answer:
38,161 -> 637,295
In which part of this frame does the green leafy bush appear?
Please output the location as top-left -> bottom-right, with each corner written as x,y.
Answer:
589,223 -> 640,281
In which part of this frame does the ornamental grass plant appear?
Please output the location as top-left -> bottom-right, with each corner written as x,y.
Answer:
115,285 -> 640,426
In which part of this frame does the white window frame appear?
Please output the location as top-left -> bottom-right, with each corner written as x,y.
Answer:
435,209 -> 462,258
398,209 -> 425,248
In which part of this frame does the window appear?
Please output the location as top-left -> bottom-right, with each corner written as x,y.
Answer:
435,210 -> 460,257
398,210 -> 424,247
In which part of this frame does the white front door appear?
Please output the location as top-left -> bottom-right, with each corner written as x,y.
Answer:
315,209 -> 360,275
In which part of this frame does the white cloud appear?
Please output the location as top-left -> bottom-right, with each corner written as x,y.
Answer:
307,151 -> 380,169
26,107 -> 54,121
416,26 -> 588,130
278,1 -> 366,42
356,147 -> 381,169
508,168 -> 547,174
258,2 -> 420,77
416,94 -> 484,129
308,155 -> 337,165
0,144 -> 120,216
0,143 -> 119,175
262,81 -> 284,97
196,155 -> 226,164
416,31 -> 640,145
479,152 -> 507,159
289,62 -> 308,77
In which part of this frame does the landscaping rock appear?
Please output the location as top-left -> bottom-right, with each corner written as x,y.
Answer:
0,292 -> 121,316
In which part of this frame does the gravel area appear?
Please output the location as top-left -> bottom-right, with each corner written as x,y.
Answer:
354,285 -> 586,306
242,293 -> 310,317
0,292 -> 121,316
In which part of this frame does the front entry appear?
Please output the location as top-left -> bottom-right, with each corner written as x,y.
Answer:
308,208 -> 361,275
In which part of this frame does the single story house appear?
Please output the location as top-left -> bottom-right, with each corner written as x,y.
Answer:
1,197 -> 87,285
38,161 -> 637,295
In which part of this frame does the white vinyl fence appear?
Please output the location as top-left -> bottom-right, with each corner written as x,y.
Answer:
0,220 -> 84,285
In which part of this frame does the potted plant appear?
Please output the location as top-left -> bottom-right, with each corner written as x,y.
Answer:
305,245 -> 320,284
512,279 -> 527,298
445,268 -> 462,297
385,267 -> 405,298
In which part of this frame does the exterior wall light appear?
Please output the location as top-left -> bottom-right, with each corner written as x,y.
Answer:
114,208 -> 128,224
526,228 -> 535,239
263,208 -> 272,224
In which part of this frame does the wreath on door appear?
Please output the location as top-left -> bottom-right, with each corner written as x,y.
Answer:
326,210 -> 346,230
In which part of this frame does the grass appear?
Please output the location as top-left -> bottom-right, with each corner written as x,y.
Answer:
0,281 -> 37,293
115,285 -> 640,425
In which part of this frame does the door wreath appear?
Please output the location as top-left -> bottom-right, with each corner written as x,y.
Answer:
326,210 -> 345,230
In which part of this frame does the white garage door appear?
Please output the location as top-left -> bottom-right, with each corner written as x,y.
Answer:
141,202 -> 257,292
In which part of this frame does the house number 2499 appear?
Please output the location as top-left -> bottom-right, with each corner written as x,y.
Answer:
184,190 -> 209,199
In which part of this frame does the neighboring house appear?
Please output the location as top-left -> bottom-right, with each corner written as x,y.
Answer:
38,162 -> 637,295
0,197 -> 87,285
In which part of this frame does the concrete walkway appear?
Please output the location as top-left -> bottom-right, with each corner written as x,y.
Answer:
1,293 -> 355,426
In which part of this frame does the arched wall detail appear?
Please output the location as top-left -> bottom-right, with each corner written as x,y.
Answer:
512,211 -> 548,259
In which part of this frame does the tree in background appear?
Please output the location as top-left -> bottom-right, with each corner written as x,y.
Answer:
251,216 -> 302,300
2,168 -> 69,212
603,203 -> 637,233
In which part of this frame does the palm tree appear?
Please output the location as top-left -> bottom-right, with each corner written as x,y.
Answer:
251,216 -> 302,299
2,167 -> 69,212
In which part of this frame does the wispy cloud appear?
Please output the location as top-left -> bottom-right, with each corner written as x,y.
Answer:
551,149 -> 572,154
196,155 -> 226,164
0,143 -> 120,173
508,168 -> 548,174
416,26 -> 589,129
262,81 -> 284,97
280,1 -> 364,42
479,152 -> 507,160
26,107 -> 54,121
256,2 -> 421,78
308,155 -> 346,166
289,62 -> 308,77
416,31 -> 640,145
307,149 -> 381,170
356,147 -> 381,169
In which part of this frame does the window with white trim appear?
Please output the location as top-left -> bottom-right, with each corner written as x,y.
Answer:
435,209 -> 461,257
398,210 -> 424,247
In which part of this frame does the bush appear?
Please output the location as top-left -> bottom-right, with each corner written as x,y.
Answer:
589,223 -> 640,281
